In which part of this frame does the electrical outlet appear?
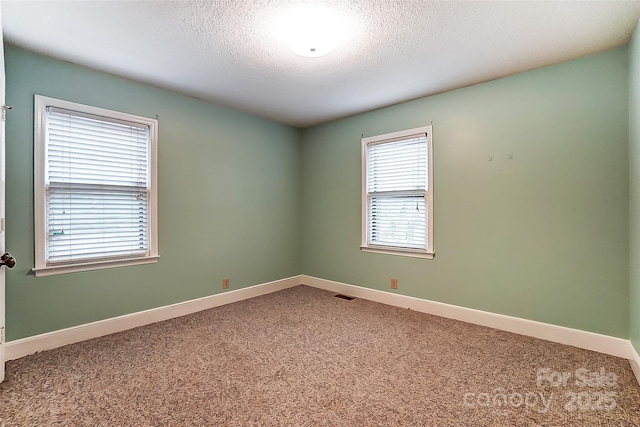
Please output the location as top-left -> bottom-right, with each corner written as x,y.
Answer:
223,278 -> 230,289
391,278 -> 398,289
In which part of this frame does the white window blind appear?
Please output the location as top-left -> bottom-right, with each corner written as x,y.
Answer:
362,126 -> 433,257
45,107 -> 150,263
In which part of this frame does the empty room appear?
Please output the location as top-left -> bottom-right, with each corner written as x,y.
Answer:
2,0 -> 640,425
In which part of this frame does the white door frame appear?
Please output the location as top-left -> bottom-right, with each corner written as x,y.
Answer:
0,0 -> 7,383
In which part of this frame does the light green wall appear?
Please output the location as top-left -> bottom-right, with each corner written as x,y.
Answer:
300,48 -> 630,337
630,20 -> 640,352
4,45 -> 301,341
4,43 -> 633,342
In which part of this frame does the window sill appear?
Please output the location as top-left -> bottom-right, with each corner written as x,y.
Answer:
32,255 -> 160,277
360,246 -> 434,259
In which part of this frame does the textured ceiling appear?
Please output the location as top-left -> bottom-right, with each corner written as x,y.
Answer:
3,0 -> 640,128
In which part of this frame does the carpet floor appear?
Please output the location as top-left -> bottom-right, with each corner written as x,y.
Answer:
1,285 -> 639,426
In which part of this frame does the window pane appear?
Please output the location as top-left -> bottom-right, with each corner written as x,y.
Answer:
47,109 -> 149,188
47,187 -> 149,263
367,136 -> 427,193
368,195 -> 427,249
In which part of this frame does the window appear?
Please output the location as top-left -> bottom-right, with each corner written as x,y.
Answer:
361,125 -> 433,258
33,95 -> 159,276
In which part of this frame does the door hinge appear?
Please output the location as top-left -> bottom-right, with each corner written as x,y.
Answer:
0,327 -> 4,344
0,218 -> 4,233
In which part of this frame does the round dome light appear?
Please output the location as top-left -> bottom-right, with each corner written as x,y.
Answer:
279,6 -> 340,58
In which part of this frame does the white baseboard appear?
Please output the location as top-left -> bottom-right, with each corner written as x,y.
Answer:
302,275 -> 632,360
627,341 -> 640,385
5,273 -> 636,376
5,275 -> 302,361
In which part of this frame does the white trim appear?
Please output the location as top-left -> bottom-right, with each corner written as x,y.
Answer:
301,275 -> 632,360
33,95 -> 46,271
627,341 -> 640,386
7,272 -> 638,383
360,246 -> 434,259
5,275 -> 302,360
32,255 -> 160,277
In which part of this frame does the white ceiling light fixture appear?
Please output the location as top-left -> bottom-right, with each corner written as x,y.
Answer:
277,5 -> 345,58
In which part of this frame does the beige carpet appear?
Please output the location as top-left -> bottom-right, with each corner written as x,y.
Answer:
1,285 -> 639,426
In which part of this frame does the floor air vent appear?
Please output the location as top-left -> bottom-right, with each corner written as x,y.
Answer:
334,294 -> 355,301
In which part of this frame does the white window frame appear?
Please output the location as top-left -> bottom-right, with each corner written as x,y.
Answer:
33,95 -> 159,276
361,125 -> 434,259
